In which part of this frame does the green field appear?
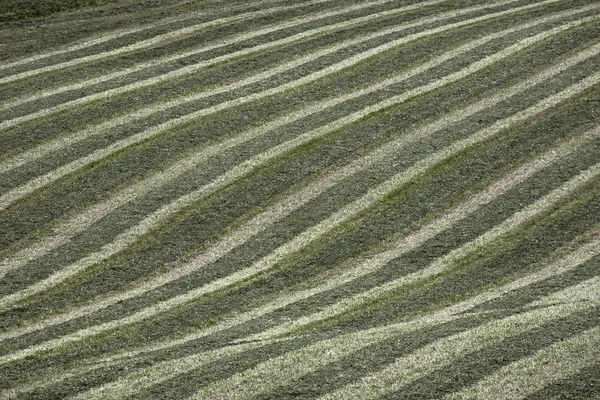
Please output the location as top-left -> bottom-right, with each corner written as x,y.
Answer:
0,0 -> 599,398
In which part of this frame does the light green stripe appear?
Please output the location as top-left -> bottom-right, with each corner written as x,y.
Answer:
1,49 -> 597,353
0,0 -> 283,72
1,155 -> 597,364
3,12 -> 595,213
72,337 -> 291,400
0,0 -> 451,130
0,0 -> 426,112
238,94 -> 600,341
186,278 -> 600,400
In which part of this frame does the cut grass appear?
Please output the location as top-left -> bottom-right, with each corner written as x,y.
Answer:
1,93 -> 597,369
2,11 -> 596,306
1,0 -> 598,397
2,33 -> 597,347
2,3 -> 596,268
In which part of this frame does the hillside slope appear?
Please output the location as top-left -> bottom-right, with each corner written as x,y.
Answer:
0,0 -> 599,398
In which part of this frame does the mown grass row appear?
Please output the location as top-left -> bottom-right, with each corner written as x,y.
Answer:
2,0 -> 596,241
60,250 -> 600,399
4,239 -> 598,399
2,0 -> 588,166
0,0 -> 333,73
1,0 -> 598,398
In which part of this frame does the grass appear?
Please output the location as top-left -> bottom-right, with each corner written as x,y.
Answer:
1,0 -> 599,398
5,15 -> 600,292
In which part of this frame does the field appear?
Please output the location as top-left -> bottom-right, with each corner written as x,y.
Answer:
0,0 -> 599,398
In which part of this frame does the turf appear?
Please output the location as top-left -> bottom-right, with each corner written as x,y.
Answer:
1,0 -> 599,398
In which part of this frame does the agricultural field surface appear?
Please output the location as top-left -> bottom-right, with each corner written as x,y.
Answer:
0,0 -> 599,398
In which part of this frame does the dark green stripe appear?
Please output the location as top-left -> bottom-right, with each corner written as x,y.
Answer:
0,0 -> 342,76
1,2 -> 599,397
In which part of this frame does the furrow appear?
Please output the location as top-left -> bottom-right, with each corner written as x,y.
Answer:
0,68 -> 596,361
0,0 -> 335,85
2,10 -> 593,284
445,327 -> 600,400
318,279 -> 600,400
1,20 -> 592,313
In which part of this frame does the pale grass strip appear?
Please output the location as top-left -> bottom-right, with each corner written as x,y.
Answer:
0,0 -> 412,112
0,1 -> 574,214
7,228 -> 598,398
0,0 -> 289,73
74,311 -> 460,400
0,0 -> 462,175
0,39 -> 595,338
319,278 -> 600,400
1,24 -> 592,314
0,0 -> 334,85
0,73 -> 597,364
242,129 -> 600,342
87,155 -> 600,359
2,12 -> 589,282
72,276 -> 599,400
0,0 -> 444,128
0,28 -> 505,283
0,359 -> 126,400
5,123 -> 598,388
445,327 -> 600,400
